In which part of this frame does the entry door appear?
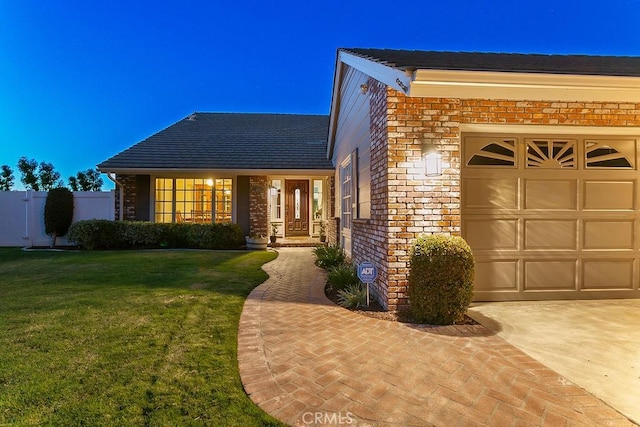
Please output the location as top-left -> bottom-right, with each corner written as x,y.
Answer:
285,180 -> 309,236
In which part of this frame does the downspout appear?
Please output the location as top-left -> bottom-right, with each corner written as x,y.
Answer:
107,173 -> 124,221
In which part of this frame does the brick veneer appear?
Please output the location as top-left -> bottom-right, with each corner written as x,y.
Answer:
115,174 -> 137,221
249,176 -> 268,237
354,80 -> 640,312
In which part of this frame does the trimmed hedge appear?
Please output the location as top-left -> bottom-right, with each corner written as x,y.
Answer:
408,235 -> 475,325
68,220 -> 245,250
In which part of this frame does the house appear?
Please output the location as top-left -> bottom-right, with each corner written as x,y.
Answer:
328,48 -> 640,311
99,48 -> 640,312
97,113 -> 334,240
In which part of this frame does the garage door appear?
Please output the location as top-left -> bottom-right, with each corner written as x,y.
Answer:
462,134 -> 640,301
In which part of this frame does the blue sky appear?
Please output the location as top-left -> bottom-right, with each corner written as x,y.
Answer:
1,0 -> 639,190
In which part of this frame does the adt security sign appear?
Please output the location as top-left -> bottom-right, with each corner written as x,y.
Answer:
357,262 -> 378,283
357,262 -> 378,306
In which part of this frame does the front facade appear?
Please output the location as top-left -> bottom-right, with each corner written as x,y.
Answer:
100,49 -> 640,313
329,49 -> 640,311
98,113 -> 335,240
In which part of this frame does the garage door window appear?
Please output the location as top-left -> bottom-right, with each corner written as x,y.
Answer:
526,139 -> 576,169
467,139 -> 516,167
585,140 -> 633,168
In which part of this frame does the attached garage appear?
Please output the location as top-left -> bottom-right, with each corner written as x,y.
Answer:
462,133 -> 640,301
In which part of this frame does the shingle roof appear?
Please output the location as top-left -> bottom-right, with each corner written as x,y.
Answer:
342,48 -> 640,77
98,113 -> 333,171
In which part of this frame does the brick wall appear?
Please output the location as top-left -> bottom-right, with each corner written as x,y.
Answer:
115,174 -> 137,221
357,84 -> 640,312
249,176 -> 268,237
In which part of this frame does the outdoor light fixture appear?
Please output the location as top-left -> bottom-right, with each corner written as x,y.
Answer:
422,144 -> 442,177
360,83 -> 368,94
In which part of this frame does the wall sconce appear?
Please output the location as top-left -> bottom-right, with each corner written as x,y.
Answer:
268,187 -> 278,197
422,144 -> 442,177
360,83 -> 368,94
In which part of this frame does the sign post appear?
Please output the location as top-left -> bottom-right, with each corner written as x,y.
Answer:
357,262 -> 378,306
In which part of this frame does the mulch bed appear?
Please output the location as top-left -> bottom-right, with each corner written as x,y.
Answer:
325,286 -> 478,325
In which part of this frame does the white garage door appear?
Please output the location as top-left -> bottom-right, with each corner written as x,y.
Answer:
462,134 -> 640,301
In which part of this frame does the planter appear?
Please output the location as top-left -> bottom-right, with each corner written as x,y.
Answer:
246,236 -> 268,250
269,236 -> 277,244
319,235 -> 327,243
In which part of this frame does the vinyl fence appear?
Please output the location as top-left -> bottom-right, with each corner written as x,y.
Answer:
0,190 -> 115,247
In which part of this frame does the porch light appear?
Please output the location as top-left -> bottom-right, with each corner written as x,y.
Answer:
422,144 -> 442,177
206,179 -> 214,186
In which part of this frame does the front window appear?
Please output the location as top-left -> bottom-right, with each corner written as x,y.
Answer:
154,178 -> 233,223
341,159 -> 352,230
313,179 -> 323,219
269,179 -> 282,220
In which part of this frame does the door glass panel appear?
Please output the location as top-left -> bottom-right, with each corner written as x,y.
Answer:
295,189 -> 301,219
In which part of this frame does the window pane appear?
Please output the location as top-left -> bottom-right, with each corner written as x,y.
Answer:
270,179 -> 282,220
214,179 -> 232,223
313,179 -> 323,220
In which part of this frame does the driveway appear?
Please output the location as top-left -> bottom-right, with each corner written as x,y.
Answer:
467,299 -> 640,424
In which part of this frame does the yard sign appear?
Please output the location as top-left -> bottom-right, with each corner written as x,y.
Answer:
357,262 -> 378,306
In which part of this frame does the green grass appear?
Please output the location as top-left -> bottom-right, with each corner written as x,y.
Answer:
0,248 -> 282,426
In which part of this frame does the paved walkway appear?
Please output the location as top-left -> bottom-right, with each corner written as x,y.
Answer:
238,248 -> 634,426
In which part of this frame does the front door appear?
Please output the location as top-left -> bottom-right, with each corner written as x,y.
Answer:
285,180 -> 309,236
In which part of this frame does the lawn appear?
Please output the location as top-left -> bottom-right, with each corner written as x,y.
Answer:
0,248 -> 283,426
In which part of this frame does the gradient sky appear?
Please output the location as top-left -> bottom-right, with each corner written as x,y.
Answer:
1,0 -> 639,190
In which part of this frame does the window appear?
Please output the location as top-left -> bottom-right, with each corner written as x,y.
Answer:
341,157 -> 353,230
585,141 -> 633,168
526,139 -> 576,169
313,179 -> 323,219
154,178 -> 233,223
269,179 -> 282,220
468,139 -> 516,166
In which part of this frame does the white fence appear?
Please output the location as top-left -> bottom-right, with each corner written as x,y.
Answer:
0,191 -> 115,247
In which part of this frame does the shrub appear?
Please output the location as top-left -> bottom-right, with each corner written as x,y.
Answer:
408,235 -> 475,325
44,187 -> 74,246
326,263 -> 359,292
312,244 -> 346,269
337,284 -> 367,308
68,220 -> 245,250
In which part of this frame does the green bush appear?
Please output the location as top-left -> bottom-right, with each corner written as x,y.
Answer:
44,188 -> 74,246
408,235 -> 475,325
312,244 -> 346,269
68,220 -> 245,250
326,263 -> 359,292
337,284 -> 367,308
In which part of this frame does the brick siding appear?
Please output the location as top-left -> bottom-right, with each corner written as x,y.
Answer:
249,176 -> 268,237
355,82 -> 640,312
115,174 -> 137,221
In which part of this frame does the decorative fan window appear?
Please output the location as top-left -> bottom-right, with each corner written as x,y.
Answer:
526,140 -> 576,169
585,141 -> 633,168
468,140 -> 516,166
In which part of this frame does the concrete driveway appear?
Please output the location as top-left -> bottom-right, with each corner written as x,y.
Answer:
467,299 -> 640,424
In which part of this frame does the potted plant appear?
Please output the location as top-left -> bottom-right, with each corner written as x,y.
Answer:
245,233 -> 268,250
270,222 -> 278,244
319,220 -> 327,243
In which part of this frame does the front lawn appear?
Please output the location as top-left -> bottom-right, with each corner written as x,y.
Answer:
0,248 -> 282,426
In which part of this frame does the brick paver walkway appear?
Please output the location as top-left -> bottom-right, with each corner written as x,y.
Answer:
238,248 -> 633,426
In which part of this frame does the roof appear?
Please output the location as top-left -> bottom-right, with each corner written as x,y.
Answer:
98,113 -> 333,172
341,48 -> 640,77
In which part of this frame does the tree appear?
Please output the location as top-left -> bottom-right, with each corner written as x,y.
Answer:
68,168 -> 103,191
38,162 -> 64,190
0,165 -> 14,190
44,187 -> 74,247
18,157 -> 39,190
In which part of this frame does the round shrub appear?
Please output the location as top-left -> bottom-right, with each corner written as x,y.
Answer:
408,235 -> 475,325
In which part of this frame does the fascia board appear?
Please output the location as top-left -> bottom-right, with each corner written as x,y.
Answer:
410,69 -> 640,102
339,51 -> 412,95
327,52 -> 345,160
97,168 -> 335,176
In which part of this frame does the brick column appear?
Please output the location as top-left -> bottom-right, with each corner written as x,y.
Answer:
249,176 -> 268,237
116,174 -> 137,221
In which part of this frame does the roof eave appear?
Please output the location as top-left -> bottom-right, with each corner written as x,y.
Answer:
97,167 -> 335,176
327,49 -> 413,159
410,69 -> 640,102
